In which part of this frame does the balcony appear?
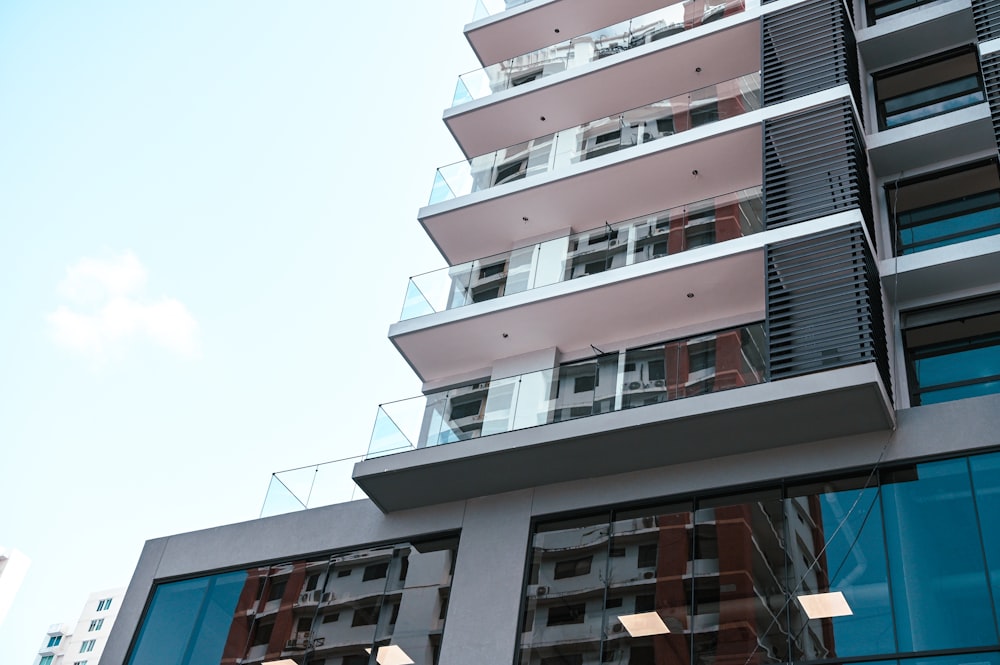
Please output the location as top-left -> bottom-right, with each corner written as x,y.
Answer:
355,324 -> 895,511
434,73 -> 760,206
446,18 -> 761,158
455,0 -> 745,108
402,187 -> 763,320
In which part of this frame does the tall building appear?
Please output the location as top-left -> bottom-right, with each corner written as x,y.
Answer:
0,547 -> 30,627
103,0 -> 1000,664
34,588 -> 124,665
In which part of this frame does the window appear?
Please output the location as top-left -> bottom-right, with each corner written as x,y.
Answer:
688,340 -> 717,373
73,661 -> 87,665
887,158 -> 1000,255
874,47 -> 984,130
903,296 -> 1000,406
40,657 -> 54,665
479,262 -> 505,279
88,618 -> 104,631
449,399 -> 482,421
547,603 -> 587,626
362,562 -> 388,582
690,100 -> 720,127
96,598 -> 113,611
80,640 -> 96,653
305,573 -> 319,591
252,622 -> 273,646
867,0 -> 937,24
321,612 -> 340,623
265,579 -> 286,602
46,636 -> 61,647
494,158 -> 527,185
637,543 -> 658,568
573,375 -> 596,393
553,556 -> 592,579
351,603 -> 379,627
296,617 -> 312,632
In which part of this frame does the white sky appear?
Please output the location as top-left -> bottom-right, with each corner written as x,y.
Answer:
0,1 -> 480,662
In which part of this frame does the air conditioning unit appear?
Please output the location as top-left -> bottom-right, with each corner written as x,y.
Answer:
654,380 -> 665,387
643,516 -> 654,528
537,586 -> 549,596
321,591 -> 334,603
643,571 -> 655,579
612,623 -> 625,633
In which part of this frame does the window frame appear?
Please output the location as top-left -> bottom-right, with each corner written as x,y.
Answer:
873,46 -> 986,131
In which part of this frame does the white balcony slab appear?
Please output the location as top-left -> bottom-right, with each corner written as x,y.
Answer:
464,0 -> 686,66
353,364 -> 895,512
446,19 -> 761,158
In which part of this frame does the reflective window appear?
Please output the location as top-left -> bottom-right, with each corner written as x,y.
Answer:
887,159 -> 1000,255
520,453 -> 1000,665
874,48 -> 985,130
128,537 -> 458,665
903,296 -> 1000,406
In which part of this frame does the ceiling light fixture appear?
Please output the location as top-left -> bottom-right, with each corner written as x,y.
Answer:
618,612 -> 671,637
798,591 -> 853,619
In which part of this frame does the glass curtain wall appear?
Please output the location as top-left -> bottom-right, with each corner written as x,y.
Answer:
127,537 -> 458,665
519,451 -> 1000,665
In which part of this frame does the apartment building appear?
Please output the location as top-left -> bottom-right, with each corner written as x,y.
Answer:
102,0 -> 1000,663
34,588 -> 124,665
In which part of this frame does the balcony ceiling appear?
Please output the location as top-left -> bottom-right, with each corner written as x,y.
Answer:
354,364 -> 896,512
447,19 -> 761,158
390,248 -> 765,383
421,124 -> 763,265
466,0 -> 687,66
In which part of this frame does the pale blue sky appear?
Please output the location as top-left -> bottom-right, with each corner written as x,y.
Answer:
0,1 -> 478,661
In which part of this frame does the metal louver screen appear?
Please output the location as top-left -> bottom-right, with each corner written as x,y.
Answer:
766,224 -> 891,401
980,52 -> 1000,151
763,98 -> 873,241
973,0 -> 1000,41
761,0 -> 861,113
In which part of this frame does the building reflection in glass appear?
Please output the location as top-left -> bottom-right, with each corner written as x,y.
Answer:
127,536 -> 458,665
518,451 -> 1000,665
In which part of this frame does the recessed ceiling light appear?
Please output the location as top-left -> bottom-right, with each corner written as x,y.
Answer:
618,612 -> 671,637
798,591 -> 853,619
365,645 -> 415,665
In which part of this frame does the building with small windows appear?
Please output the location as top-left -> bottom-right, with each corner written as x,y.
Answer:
102,0 -> 1000,663
34,588 -> 124,665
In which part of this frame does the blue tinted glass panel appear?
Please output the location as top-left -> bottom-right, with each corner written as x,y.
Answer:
971,452 -> 1000,634
127,571 -> 247,665
901,651 -> 1000,665
792,485 -> 895,658
882,459 -> 997,651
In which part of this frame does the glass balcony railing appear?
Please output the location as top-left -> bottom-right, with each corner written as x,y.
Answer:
472,0 -> 533,21
260,455 -> 367,517
431,72 -> 761,205
401,187 -> 763,320
369,323 -> 767,458
458,0 -> 745,106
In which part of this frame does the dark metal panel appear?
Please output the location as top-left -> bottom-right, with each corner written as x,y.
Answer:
973,0 -> 1000,41
979,51 -> 1000,152
761,0 -> 861,116
763,99 -> 874,240
766,224 -> 891,401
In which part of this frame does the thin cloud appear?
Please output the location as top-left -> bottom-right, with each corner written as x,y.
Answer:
47,251 -> 200,360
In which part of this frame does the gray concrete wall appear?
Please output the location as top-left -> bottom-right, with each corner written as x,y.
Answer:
101,392 -> 1000,665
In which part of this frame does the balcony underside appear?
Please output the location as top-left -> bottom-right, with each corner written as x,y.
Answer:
866,105 -> 994,176
882,235 -> 1000,304
353,364 -> 895,512
391,248 -> 765,383
422,124 -> 762,265
446,19 -> 760,158
856,0 -> 974,71
466,0 -> 686,66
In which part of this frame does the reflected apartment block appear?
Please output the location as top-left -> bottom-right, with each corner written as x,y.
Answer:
105,0 -> 1000,663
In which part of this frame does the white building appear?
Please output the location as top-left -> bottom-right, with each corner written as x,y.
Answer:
34,588 -> 124,665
